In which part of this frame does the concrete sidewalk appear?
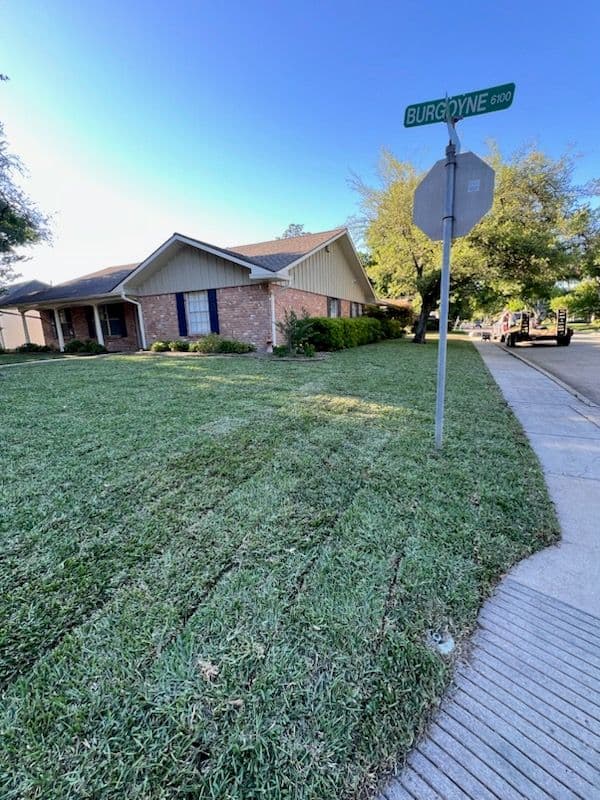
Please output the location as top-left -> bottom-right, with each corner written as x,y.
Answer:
379,343 -> 600,799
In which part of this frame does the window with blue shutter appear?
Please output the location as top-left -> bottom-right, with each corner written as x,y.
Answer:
176,293 -> 188,336
208,289 -> 219,334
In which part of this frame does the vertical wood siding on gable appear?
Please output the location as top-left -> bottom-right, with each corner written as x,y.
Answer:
287,239 -> 372,303
132,246 -> 252,296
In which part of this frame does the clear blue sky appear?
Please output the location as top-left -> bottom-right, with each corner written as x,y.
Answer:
2,0 -> 599,282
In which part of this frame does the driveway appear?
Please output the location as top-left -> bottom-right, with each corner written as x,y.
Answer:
510,333 -> 600,404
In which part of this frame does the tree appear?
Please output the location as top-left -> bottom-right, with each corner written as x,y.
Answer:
352,145 -> 598,342
351,152 -> 480,342
278,223 -> 310,239
0,121 -> 50,288
551,278 -> 600,321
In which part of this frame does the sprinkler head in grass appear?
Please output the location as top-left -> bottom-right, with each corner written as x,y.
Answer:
427,629 -> 455,656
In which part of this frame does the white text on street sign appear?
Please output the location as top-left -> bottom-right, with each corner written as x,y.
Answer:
404,83 -> 515,128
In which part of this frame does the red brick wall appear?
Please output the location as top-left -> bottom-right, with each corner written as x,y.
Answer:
140,286 -> 273,351
139,294 -> 179,343
38,304 -> 139,352
340,299 -> 351,317
217,284 -> 272,349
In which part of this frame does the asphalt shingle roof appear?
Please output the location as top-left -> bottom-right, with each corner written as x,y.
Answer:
0,280 -> 51,307
0,264 -> 139,306
3,228 -> 347,306
228,227 -> 346,272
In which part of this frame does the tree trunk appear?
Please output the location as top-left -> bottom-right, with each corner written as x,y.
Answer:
412,295 -> 437,344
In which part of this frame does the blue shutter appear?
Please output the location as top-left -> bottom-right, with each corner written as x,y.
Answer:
208,289 -> 219,334
176,293 -> 188,336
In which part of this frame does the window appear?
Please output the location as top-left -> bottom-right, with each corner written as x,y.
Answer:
186,291 -> 211,334
327,297 -> 341,318
350,302 -> 363,317
58,308 -> 74,338
100,304 -> 127,337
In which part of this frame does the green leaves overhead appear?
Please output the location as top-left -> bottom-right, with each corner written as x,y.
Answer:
352,144 -> 599,326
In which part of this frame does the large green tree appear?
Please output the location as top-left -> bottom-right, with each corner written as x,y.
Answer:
0,120 -> 50,288
352,144 -> 598,342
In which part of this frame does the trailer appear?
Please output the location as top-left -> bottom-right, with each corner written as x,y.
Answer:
491,308 -> 573,347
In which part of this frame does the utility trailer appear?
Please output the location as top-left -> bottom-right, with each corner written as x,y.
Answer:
492,308 -> 573,347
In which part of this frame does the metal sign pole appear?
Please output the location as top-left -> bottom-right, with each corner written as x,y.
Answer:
434,139 -> 457,449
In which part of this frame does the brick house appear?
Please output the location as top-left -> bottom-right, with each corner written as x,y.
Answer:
0,227 -> 377,352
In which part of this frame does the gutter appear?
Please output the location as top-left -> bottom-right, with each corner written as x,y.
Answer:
120,290 -> 147,350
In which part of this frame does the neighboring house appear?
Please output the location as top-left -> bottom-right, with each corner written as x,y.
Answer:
0,280 -> 49,350
0,228 -> 376,352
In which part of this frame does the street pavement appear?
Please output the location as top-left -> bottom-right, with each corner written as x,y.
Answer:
379,342 -> 600,799
507,333 -> 600,405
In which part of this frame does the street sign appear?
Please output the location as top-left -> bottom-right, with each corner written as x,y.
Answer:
404,83 -> 515,128
413,152 -> 495,240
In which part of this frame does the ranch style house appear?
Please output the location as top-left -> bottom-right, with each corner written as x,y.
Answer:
1,227 -> 377,353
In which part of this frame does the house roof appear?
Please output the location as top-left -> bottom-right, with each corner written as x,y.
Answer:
228,227 -> 347,272
8,226 -> 362,306
0,279 -> 51,307
0,264 -> 138,306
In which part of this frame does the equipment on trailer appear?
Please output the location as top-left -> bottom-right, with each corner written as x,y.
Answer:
491,308 -> 572,347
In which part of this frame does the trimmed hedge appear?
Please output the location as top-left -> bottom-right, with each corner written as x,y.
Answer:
307,317 -> 383,350
190,334 -> 255,354
63,339 -> 107,355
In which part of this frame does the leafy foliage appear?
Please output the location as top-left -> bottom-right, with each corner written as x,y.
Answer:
275,308 -> 315,354
189,334 -> 255,354
15,342 -> 52,353
307,316 -> 383,350
150,340 -> 170,352
550,278 -> 600,320
168,340 -> 190,352
352,145 -> 599,340
277,223 -> 310,239
0,122 -> 51,287
63,339 -> 107,354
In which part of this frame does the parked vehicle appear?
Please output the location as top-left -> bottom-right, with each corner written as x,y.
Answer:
491,309 -> 572,347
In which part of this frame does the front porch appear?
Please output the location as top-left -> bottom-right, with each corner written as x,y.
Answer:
38,300 -> 143,352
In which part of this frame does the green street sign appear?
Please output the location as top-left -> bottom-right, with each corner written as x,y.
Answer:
404,83 -> 515,128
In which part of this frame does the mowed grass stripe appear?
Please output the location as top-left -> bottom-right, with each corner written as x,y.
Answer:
0,416 -> 323,684
0,418 -> 392,797
0,341 -> 558,799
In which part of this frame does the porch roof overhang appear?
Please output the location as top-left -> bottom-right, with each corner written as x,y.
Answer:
15,295 -> 126,311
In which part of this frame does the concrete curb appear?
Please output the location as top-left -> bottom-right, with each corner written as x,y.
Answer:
494,343 -> 599,408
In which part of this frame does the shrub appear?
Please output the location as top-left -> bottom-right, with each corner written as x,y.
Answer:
272,345 -> 288,357
364,304 -> 413,335
380,318 -> 405,339
64,339 -> 107,355
306,317 -> 383,350
189,335 -> 255,354
276,308 -> 315,354
150,340 -> 169,352
168,340 -> 189,352
217,338 -> 255,354
301,342 -> 316,357
16,342 -> 52,353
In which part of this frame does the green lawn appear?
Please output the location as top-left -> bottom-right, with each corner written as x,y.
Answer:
0,352 -> 66,364
0,341 -> 557,799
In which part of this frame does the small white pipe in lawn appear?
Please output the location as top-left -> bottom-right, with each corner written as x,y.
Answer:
269,286 -> 277,349
121,291 -> 147,350
20,310 -> 30,344
53,308 -> 65,352
92,304 -> 105,346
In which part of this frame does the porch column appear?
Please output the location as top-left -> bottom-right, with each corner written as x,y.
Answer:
53,308 -> 65,352
92,304 -> 105,346
20,311 -> 30,344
